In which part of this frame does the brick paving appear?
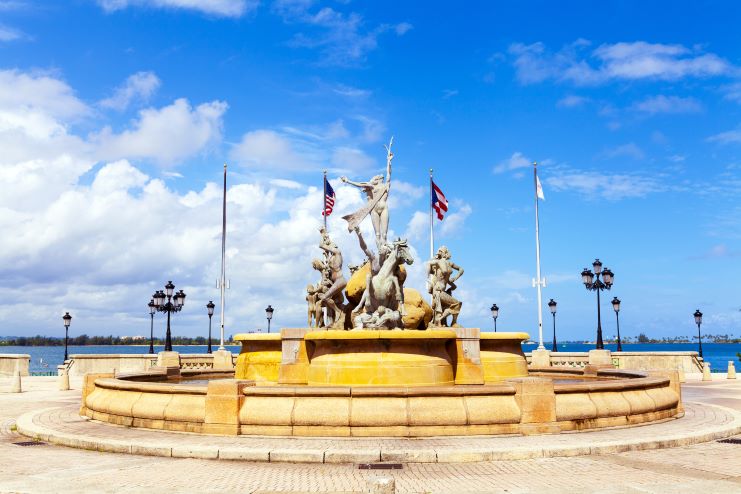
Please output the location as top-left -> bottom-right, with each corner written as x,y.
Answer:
0,376 -> 740,493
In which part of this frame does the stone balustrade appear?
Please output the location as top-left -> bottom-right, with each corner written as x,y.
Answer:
0,354 -> 30,376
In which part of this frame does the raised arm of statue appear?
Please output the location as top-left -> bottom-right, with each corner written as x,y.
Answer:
383,136 -> 394,185
354,226 -> 374,260
319,242 -> 340,255
341,176 -> 372,190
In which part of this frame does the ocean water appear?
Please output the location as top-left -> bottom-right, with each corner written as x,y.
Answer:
2,342 -> 738,375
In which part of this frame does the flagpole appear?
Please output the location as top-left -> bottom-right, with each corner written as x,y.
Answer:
219,163 -> 227,350
323,170 -> 328,231
429,169 -> 434,260
533,161 -> 545,350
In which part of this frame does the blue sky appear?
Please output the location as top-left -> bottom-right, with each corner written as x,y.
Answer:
0,0 -> 739,342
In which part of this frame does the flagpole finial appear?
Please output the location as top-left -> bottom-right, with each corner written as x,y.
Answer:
533,161 -> 537,167
224,162 -> 227,169
429,168 -> 433,176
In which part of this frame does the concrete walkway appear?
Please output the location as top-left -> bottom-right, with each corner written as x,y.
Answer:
1,376 -> 740,493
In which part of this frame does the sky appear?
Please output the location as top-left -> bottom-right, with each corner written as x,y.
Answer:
0,0 -> 740,342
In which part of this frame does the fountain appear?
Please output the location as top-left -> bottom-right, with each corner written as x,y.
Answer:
79,140 -> 682,437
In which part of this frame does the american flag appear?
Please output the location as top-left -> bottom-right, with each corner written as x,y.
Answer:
322,177 -> 335,217
431,180 -> 448,220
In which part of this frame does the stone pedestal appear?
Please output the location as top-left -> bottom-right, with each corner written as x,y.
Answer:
212,349 -> 234,371
10,368 -> 21,393
157,351 -> 181,369
58,369 -> 70,391
278,328 -> 310,384
702,362 -> 712,381
508,377 -> 559,434
203,379 -> 242,435
728,361 -> 736,379
588,349 -> 613,367
530,348 -> 551,368
452,327 -> 484,385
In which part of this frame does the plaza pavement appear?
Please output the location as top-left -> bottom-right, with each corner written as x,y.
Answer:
0,375 -> 739,493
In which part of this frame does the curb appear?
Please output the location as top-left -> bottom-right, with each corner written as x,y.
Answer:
15,403 -> 741,464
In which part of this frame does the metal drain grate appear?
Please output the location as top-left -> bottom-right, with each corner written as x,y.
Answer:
717,438 -> 741,445
13,441 -> 47,447
358,463 -> 403,470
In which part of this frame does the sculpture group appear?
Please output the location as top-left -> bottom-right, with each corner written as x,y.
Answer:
307,138 -> 463,330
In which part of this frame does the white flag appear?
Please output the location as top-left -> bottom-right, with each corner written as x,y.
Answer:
536,175 -> 545,201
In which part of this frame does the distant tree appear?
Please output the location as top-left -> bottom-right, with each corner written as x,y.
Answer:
637,333 -> 649,343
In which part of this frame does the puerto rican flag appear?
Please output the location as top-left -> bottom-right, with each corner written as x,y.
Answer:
431,180 -> 448,220
322,177 -> 335,217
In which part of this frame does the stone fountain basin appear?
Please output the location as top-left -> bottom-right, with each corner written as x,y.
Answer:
80,367 -> 682,437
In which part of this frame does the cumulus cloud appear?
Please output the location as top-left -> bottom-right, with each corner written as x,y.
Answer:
100,71 -> 161,111
230,119 -> 383,174
97,0 -> 256,17
631,95 -> 702,115
93,98 -> 227,165
509,40 -> 737,85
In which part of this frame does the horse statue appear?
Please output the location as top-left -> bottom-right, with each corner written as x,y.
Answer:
353,238 -> 414,329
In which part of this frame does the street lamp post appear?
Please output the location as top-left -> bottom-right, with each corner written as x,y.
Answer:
612,297 -> 622,352
266,305 -> 274,333
490,304 -> 499,332
148,299 -> 156,354
693,309 -> 703,358
581,259 -> 614,350
548,299 -> 557,352
206,301 -> 215,354
152,281 -> 186,352
62,312 -> 72,361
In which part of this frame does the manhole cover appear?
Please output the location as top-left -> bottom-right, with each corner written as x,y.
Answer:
718,438 -> 741,444
13,441 -> 47,447
358,463 -> 403,470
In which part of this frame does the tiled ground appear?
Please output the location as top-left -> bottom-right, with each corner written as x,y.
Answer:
0,376 -> 740,493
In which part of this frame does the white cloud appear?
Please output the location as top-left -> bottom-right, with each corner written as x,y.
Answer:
493,151 -> 531,174
556,95 -> 589,108
707,128 -> 741,145
509,40 -> 737,86
98,0 -> 255,17
231,119 -> 383,174
394,22 -> 413,36
631,95 -> 702,115
0,24 -> 23,41
722,82 -> 741,103
0,69 -> 90,120
439,202 -> 472,237
332,84 -> 371,98
230,129 -> 316,171
546,169 -> 663,200
274,2 -> 410,66
405,211 -> 427,241
602,143 -> 645,160
94,98 -> 227,166
331,146 -> 375,171
100,71 -> 161,111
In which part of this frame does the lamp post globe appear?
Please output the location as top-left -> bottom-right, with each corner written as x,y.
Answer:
693,309 -> 703,358
611,297 -> 622,352
148,299 -> 156,354
265,305 -> 274,333
206,301 -> 215,354
62,312 -> 72,361
490,303 -> 499,332
547,299 -> 557,352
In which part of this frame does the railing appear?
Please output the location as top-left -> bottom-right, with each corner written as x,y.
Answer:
525,351 -> 702,372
